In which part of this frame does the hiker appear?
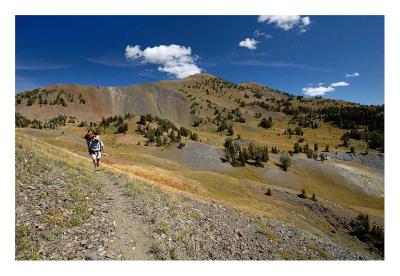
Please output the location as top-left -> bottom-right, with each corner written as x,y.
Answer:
83,130 -> 95,153
88,135 -> 105,170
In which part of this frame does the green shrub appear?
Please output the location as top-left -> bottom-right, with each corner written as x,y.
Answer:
368,131 -> 384,151
294,126 -> 303,136
259,117 -> 273,129
177,141 -> 186,149
190,132 -> 198,141
179,127 -> 191,137
298,189 -> 307,199
280,154 -> 291,171
311,193 -> 317,202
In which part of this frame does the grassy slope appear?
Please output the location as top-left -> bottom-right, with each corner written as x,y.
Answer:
16,128 -> 384,259
17,125 -> 383,226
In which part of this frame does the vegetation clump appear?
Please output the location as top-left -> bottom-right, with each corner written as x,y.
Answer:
351,214 -> 384,253
258,117 -> 273,129
279,153 -> 291,171
311,193 -> 317,202
15,113 -> 69,129
136,114 -> 199,147
223,139 -> 269,168
97,114 -> 131,134
298,189 -> 307,199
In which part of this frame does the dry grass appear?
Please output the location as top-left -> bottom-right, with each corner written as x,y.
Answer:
16,128 -> 383,244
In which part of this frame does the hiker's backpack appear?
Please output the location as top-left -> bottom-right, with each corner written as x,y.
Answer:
90,139 -> 101,151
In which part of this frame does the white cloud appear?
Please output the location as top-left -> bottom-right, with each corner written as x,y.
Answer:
330,81 -> 349,87
302,79 -> 350,96
302,86 -> 335,96
302,16 -> 311,27
345,72 -> 360,78
125,44 -> 202,78
124,45 -> 143,60
253,30 -> 273,39
238,38 -> 258,50
258,15 -> 311,32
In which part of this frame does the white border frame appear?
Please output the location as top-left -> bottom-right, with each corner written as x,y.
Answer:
1,1 -> 399,275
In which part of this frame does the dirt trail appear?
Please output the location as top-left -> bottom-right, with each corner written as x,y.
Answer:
98,171 -> 154,260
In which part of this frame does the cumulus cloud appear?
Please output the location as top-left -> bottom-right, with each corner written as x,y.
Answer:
345,72 -> 360,78
302,86 -> 335,96
125,44 -> 202,78
253,30 -> 273,39
330,81 -> 349,87
238,38 -> 259,50
258,15 -> 311,32
302,80 -> 350,96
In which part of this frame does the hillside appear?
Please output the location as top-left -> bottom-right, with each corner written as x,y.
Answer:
15,73 -> 384,154
15,82 -> 192,125
16,130 -> 382,260
15,73 -> 384,260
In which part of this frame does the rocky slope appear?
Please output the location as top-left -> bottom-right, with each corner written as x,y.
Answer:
15,132 -> 381,260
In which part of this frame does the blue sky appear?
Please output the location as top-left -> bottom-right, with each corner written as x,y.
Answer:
16,16 -> 384,104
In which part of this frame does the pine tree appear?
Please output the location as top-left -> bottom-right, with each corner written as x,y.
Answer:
254,152 -> 264,167
248,143 -> 256,159
293,142 -> 300,153
311,193 -> 317,202
299,189 -> 307,199
156,135 -> 162,147
280,154 -> 292,171
227,125 -> 234,136
169,131 -> 177,143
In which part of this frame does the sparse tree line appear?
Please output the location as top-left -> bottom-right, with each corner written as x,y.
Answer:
16,88 -> 87,107
79,113 -> 132,134
183,76 -> 238,93
341,128 -> 384,152
212,108 -> 245,136
237,84 -> 285,98
321,105 -> 384,151
223,138 -> 269,167
289,114 -> 320,129
136,113 -> 198,148
222,136 -> 295,171
285,126 -> 304,137
297,189 -> 318,202
15,113 -> 70,129
280,141 -> 329,161
351,214 -> 384,253
321,105 -> 384,131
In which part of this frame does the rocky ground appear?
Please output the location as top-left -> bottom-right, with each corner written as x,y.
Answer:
15,135 -> 382,260
326,152 -> 384,170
